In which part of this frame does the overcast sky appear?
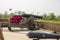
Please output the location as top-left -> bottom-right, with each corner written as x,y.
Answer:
0,0 -> 60,16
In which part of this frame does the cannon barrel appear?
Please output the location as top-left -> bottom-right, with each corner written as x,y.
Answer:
27,31 -> 60,40
21,14 -> 43,18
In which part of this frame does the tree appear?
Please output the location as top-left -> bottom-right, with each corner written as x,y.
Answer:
18,11 -> 26,15
49,13 -> 56,20
0,13 -> 3,18
43,13 -> 47,20
37,12 -> 40,16
18,11 -> 22,15
22,11 -> 25,15
8,13 -> 14,18
56,15 -> 60,21
4,11 -> 8,18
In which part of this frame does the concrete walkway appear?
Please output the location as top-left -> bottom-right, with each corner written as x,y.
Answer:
2,28 -> 59,40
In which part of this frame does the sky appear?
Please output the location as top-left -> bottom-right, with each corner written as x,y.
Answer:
0,0 -> 60,16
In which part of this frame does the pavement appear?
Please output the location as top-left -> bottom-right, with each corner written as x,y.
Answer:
2,28 -> 60,40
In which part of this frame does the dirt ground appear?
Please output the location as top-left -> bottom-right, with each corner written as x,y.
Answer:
2,28 -> 60,40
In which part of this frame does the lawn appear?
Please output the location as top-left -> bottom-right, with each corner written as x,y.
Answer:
35,20 -> 60,24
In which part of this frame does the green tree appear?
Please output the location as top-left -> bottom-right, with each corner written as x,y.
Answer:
43,13 -> 47,20
18,11 -> 26,15
18,11 -> 22,15
56,15 -> 60,21
0,13 -> 3,18
37,12 -> 40,15
8,13 -> 14,18
49,13 -> 56,20
4,11 -> 9,18
22,11 -> 26,15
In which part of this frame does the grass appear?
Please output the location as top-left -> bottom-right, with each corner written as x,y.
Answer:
35,20 -> 60,24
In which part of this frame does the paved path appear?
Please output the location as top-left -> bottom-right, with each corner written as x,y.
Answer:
2,28 -> 60,40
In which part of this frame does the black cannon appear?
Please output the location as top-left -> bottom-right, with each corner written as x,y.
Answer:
27,31 -> 60,40
21,14 -> 43,19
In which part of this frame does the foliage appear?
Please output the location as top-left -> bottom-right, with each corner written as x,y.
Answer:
56,15 -> 60,21
48,13 -> 56,20
0,10 -> 60,22
43,13 -> 47,20
42,13 -> 56,20
4,11 -> 9,18
18,11 -> 25,15
35,20 -> 60,24
0,13 -> 3,18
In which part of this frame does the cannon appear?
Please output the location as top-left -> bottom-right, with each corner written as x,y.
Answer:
8,14 -> 43,31
27,31 -> 60,40
21,14 -> 43,19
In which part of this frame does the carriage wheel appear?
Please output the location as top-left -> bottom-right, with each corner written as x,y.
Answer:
28,26 -> 35,30
8,26 -> 12,31
28,28 -> 35,30
35,25 -> 39,30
